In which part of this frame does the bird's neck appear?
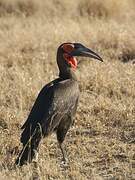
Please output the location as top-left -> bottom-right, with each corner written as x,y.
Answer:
59,68 -> 78,81
57,52 -> 78,81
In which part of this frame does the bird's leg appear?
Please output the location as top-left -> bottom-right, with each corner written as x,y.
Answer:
59,143 -> 67,162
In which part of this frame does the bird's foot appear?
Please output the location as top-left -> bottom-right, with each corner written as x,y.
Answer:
60,157 -> 69,168
62,157 -> 68,163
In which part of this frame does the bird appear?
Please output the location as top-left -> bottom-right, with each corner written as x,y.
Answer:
15,42 -> 103,166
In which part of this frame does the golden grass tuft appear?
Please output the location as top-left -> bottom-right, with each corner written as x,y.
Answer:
0,0 -> 38,17
78,0 -> 135,19
0,0 -> 135,179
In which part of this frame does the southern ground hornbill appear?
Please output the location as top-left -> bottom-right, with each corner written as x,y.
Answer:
15,43 -> 103,166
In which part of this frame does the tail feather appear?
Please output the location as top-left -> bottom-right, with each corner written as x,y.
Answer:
15,124 -> 42,166
15,145 -> 34,166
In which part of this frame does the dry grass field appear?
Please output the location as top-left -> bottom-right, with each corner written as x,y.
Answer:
0,0 -> 135,179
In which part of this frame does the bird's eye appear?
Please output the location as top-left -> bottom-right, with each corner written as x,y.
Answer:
62,44 -> 74,53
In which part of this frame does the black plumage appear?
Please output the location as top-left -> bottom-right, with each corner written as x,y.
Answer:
15,43 -> 102,166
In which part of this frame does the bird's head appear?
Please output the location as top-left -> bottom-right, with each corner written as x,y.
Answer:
57,42 -> 103,78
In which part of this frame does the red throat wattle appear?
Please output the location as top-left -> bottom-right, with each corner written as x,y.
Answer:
63,53 -> 77,70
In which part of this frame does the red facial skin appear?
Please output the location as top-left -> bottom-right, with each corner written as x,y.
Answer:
63,53 -> 77,70
62,44 -> 78,70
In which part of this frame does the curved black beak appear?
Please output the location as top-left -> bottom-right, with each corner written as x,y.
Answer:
70,45 -> 103,62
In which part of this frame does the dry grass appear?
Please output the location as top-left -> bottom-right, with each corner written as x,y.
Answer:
0,0 -> 135,179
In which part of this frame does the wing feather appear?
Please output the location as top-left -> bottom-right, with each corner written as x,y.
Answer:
21,78 -> 79,143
